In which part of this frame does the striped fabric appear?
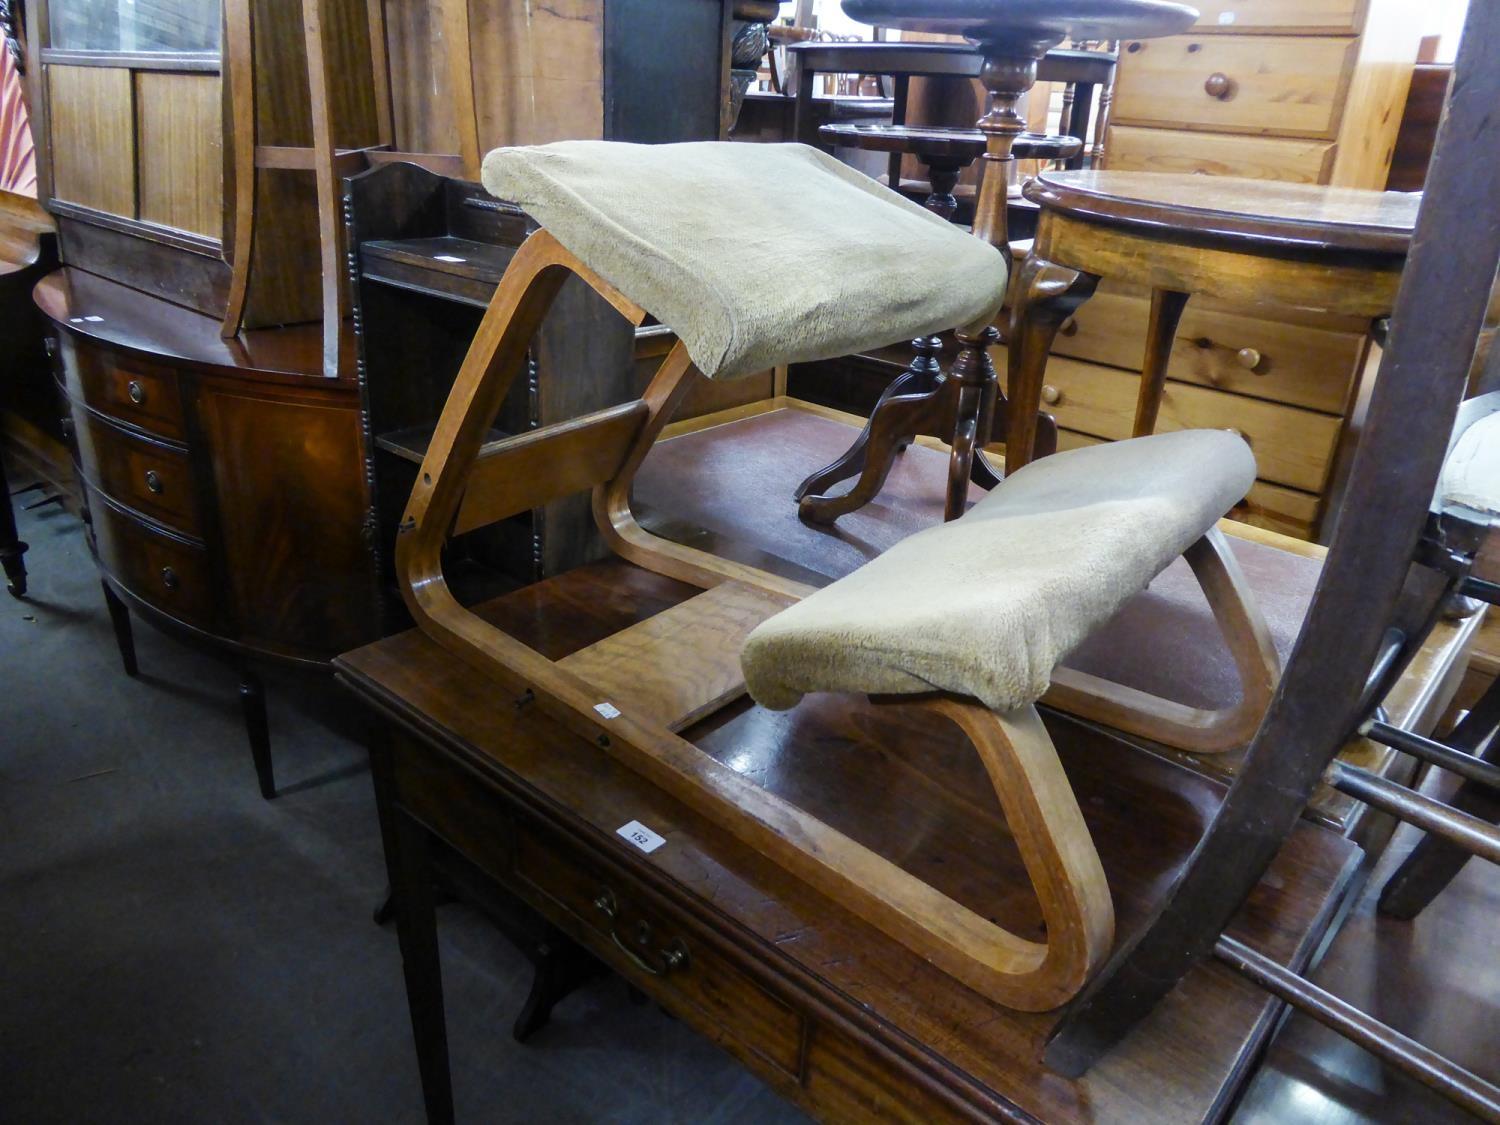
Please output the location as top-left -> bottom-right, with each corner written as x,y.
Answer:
0,31 -> 36,196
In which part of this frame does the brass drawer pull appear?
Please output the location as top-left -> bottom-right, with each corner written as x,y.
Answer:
127,379 -> 147,405
161,566 -> 180,591
593,888 -> 690,977
145,470 -> 164,494
1204,72 -> 1234,100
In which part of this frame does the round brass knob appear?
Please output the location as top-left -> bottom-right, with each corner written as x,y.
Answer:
127,380 -> 146,405
1204,72 -> 1234,99
1236,347 -> 1262,371
1041,385 -> 1062,405
1059,317 -> 1079,338
145,469 -> 163,494
161,566 -> 180,591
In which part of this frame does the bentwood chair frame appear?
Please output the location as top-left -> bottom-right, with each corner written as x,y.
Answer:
1043,3 -> 1500,1115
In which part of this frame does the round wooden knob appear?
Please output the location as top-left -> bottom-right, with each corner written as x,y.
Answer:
1226,427 -> 1248,445
1235,347 -> 1262,371
1204,72 -> 1233,99
1059,317 -> 1079,338
127,379 -> 146,405
161,566 -> 180,591
1041,385 -> 1062,405
145,469 -> 163,494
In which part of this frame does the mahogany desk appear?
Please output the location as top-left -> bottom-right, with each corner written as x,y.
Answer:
338,566 -> 1362,1123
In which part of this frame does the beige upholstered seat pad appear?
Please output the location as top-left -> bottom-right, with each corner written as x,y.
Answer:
741,430 -> 1257,712
481,141 -> 1008,382
1442,408 -> 1500,516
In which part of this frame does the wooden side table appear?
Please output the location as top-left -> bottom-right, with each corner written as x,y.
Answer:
1005,171 -> 1420,473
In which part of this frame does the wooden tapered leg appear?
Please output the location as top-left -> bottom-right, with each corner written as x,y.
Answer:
793,336 -> 941,505
101,581 -> 138,678
1134,289 -> 1190,437
0,453 -> 27,598
239,665 -> 276,800
392,808 -> 455,1125
1005,256 -> 1100,474
1378,673 -> 1500,919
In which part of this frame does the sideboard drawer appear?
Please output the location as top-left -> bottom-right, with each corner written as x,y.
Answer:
1104,125 -> 1334,182
73,409 -> 200,536
512,823 -> 806,1082
1111,34 -> 1357,139
63,347 -> 186,440
1047,282 -> 1365,415
88,487 -> 215,630
1188,0 -> 1362,35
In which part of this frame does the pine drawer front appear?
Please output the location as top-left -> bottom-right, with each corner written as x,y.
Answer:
1056,430 -> 1321,539
1104,125 -> 1335,182
1111,34 -> 1357,139
1187,0 -> 1363,36
1009,350 -> 1344,493
1046,283 -> 1365,415
62,345 -> 187,441
511,821 -> 808,1082
88,486 -> 215,630
73,408 -> 200,537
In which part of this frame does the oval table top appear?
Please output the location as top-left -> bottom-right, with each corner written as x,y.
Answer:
1024,170 -> 1421,257
820,123 -> 1081,162
842,0 -> 1197,44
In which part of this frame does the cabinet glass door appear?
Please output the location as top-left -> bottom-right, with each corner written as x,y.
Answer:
49,0 -> 220,54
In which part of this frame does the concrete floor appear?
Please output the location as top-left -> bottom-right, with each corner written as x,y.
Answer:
0,495 -> 804,1124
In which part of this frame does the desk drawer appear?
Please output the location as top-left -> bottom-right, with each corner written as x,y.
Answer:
1112,34 -> 1356,139
73,409 -> 199,536
88,486 -> 215,629
512,823 -> 806,1082
1046,282 -> 1365,415
62,345 -> 186,440
1104,125 -> 1334,182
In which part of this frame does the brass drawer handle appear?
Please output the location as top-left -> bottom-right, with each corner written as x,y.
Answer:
593,888 -> 690,977
145,469 -> 164,494
127,379 -> 147,405
161,566 -> 180,591
1204,72 -> 1234,100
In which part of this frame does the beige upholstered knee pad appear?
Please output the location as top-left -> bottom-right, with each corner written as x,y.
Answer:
742,429 -> 1256,712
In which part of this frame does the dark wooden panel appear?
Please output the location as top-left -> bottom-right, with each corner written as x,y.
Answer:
58,337 -> 187,440
604,0 -> 724,142
54,214 -> 231,318
192,377 -> 377,658
72,407 -> 199,535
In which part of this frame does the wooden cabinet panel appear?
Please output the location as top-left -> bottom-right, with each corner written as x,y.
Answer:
469,0 -> 605,148
88,486 -> 216,629
1046,282 -> 1365,415
1105,125 -> 1334,182
1111,34 -> 1357,139
60,342 -> 187,440
193,381 -> 376,657
47,65 -> 136,216
135,72 -> 223,239
1009,349 -> 1344,492
1187,0 -> 1364,35
72,409 -> 200,536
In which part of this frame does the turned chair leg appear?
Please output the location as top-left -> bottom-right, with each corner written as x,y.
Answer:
239,664 -> 276,800
101,581 -> 139,677
1378,673 -> 1500,919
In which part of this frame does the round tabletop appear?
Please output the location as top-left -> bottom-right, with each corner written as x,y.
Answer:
841,0 -> 1198,44
1024,170 -> 1421,257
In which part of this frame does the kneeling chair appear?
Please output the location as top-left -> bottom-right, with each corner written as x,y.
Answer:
397,139 -> 1265,1010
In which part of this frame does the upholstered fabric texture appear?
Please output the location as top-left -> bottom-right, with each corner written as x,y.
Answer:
1442,408 -> 1500,516
741,430 -> 1257,712
481,141 -> 1009,382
